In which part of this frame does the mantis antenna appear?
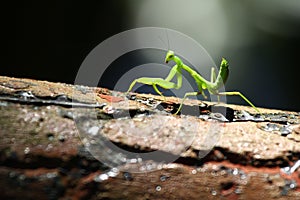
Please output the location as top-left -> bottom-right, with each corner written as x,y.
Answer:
166,29 -> 170,50
157,29 -> 170,52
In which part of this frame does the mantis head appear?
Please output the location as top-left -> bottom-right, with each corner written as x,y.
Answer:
165,50 -> 175,63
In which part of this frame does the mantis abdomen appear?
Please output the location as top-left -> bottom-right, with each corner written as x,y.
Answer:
210,58 -> 229,93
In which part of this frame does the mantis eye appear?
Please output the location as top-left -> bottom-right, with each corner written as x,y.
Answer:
169,55 -> 173,58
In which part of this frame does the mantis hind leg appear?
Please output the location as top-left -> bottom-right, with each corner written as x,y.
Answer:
217,91 -> 261,114
210,67 -> 220,102
210,67 -> 217,83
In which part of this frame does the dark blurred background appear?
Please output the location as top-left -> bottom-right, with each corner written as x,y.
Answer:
1,0 -> 300,111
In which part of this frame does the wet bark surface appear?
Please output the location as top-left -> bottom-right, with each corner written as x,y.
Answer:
0,76 -> 300,199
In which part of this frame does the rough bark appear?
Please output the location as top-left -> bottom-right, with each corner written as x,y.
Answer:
0,76 -> 299,200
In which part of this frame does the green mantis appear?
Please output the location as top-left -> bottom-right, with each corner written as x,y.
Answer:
127,50 -> 260,115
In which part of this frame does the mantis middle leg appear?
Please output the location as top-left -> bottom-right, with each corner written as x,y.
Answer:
175,91 -> 202,115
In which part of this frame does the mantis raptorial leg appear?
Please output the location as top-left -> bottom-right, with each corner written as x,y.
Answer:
127,77 -> 177,97
127,59 -> 183,98
127,50 -> 261,115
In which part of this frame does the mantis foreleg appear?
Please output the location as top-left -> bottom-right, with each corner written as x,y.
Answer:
127,77 -> 177,97
127,64 -> 183,98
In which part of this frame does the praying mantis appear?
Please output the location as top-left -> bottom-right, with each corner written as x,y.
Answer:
127,50 -> 260,115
